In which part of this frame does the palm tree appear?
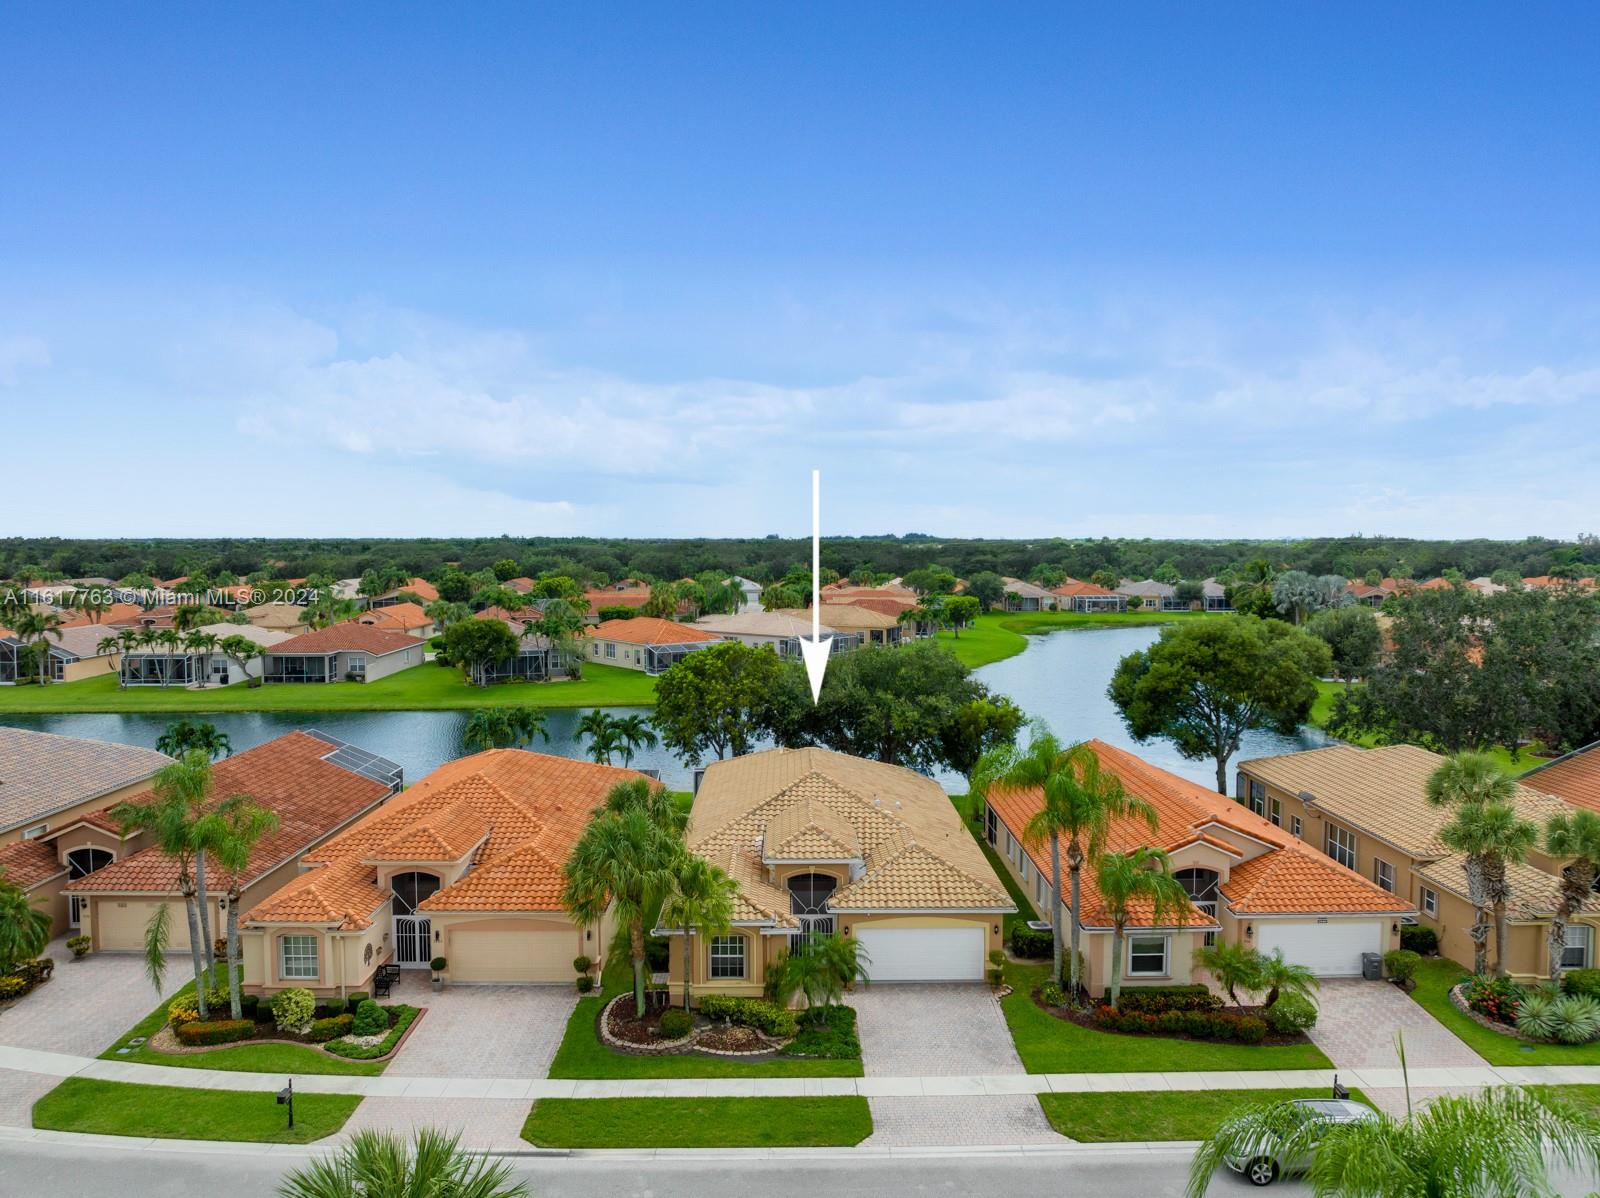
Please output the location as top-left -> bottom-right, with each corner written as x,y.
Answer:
461,707 -> 550,752
972,733 -> 1156,996
110,752 -> 217,1016
1441,801 -> 1537,978
1094,846 -> 1192,1006
278,1128 -> 527,1198
76,591 -> 112,624
1544,809 -> 1600,985
0,867 -> 52,972
1186,1085 -> 1600,1197
156,719 -> 232,760
774,935 -> 872,1019
576,709 -> 625,765
1255,946 -> 1319,1010
185,630 -> 220,687
196,797 -> 279,1020
612,714 -> 658,768
96,633 -> 122,680
561,805 -> 683,1018
1191,941 -> 1261,1011
154,627 -> 180,688
11,608 -> 65,686
1425,753 -> 1522,976
658,854 -> 737,1010
115,627 -> 142,687
598,776 -> 686,836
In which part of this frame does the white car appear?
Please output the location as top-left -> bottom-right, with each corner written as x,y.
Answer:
1223,1097 -> 1378,1186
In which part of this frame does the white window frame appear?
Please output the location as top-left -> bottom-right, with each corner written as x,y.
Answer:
346,653 -> 366,676
1290,815 -> 1303,838
1420,887 -> 1437,917
1562,924 -> 1592,970
1326,823 -> 1357,871
709,934 -> 746,980
280,934 -> 319,980
605,643 -> 616,658
1270,798 -> 1282,827
1248,780 -> 1267,817
20,823 -> 48,840
1127,934 -> 1170,977
1374,858 -> 1396,893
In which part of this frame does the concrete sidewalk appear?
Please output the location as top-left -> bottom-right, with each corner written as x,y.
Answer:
6,1043 -> 1598,1098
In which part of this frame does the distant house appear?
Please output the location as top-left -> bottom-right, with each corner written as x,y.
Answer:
1344,581 -> 1387,607
728,576 -> 763,612
1468,576 -> 1507,596
1523,739 -> 1600,817
120,623 -> 294,687
60,602 -> 149,629
997,577 -> 1058,612
1201,578 -> 1233,612
585,617 -> 721,674
1523,576 -> 1598,591
793,603 -> 905,647
352,601 -> 436,639
264,625 -> 425,684
242,602 -> 311,632
372,577 -> 439,608
1050,578 -> 1127,613
1117,579 -> 1181,611
20,624 -> 126,684
691,610 -> 855,659
467,610 -> 573,685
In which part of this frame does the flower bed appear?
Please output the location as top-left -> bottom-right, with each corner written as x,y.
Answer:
1449,982 -> 1537,1041
1030,984 -> 1311,1047
147,1003 -> 422,1062
594,994 -> 859,1060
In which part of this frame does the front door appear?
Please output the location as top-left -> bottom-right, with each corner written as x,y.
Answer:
394,914 -> 431,967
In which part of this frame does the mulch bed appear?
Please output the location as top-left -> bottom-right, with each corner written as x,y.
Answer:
146,1005 -> 423,1060
604,1001 -> 678,1048
695,1023 -> 771,1053
596,994 -> 789,1058
1032,989 -> 1314,1047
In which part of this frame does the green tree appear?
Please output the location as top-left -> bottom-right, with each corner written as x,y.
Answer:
1109,617 -> 1331,794
1544,809 -> 1600,986
1090,568 -> 1121,592
1191,941 -> 1261,1010
441,617 -> 519,685
196,797 -> 279,1019
1095,847 -> 1191,1006
278,1128 -> 527,1198
491,558 -> 520,581
973,734 -> 1153,995
576,710 -> 627,765
1186,1085 -> 1600,1197
651,641 -> 785,765
612,714 -> 658,768
461,707 -> 549,752
772,934 -> 871,1019
1307,605 -> 1382,685
1254,947 -> 1318,1010
963,571 -> 1005,612
936,695 -> 1025,780
1425,753 -> 1530,976
943,594 -> 981,635
760,583 -> 804,611
902,565 -> 958,596
156,718 -> 232,760
0,867 -> 52,973
10,608 -> 65,686
658,854 -> 737,1010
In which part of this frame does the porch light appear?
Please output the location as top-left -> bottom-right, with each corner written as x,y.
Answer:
1392,922 -> 1399,936
993,924 -> 1000,935
1244,923 -> 1252,939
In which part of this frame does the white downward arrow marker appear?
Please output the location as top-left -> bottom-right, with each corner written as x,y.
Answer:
798,468 -> 832,703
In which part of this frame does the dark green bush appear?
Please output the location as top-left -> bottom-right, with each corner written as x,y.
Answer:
174,1018 -> 255,1046
351,999 -> 387,1036
644,936 -> 670,972
575,975 -> 595,993
779,1005 -> 860,1059
308,1014 -> 355,1042
1383,949 -> 1422,987
659,1008 -> 693,1039
1562,968 -> 1600,1000
1115,985 -> 1222,1014
240,994 -> 261,1021
1009,924 -> 1053,959
1265,992 -> 1318,1033
347,991 -> 369,1006
321,996 -> 347,1018
323,1005 -> 418,1059
1093,1004 -> 1267,1043
1400,925 -> 1438,955
697,994 -> 798,1038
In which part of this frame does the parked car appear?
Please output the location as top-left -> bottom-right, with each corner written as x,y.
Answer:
1223,1097 -> 1378,1186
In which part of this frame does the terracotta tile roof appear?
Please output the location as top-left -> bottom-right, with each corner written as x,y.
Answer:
985,740 -> 1407,926
1416,854 -> 1600,922
1051,578 -> 1119,598
247,751 -> 650,926
270,624 -> 421,656
587,617 -> 722,646
379,577 -> 439,603
763,795 -> 861,859
0,729 -> 169,834
1237,743 -> 1569,859
367,801 -> 489,862
688,748 -> 1011,920
831,595 -> 918,618
1524,741 -> 1600,816
0,838 -> 66,889
503,577 -> 536,594
61,603 -> 148,628
1523,576 -> 1597,590
352,602 -> 433,632
67,732 -> 395,896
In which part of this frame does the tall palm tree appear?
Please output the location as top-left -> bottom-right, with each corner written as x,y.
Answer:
1094,846 -> 1192,1006
577,709 -> 626,765
115,627 -> 142,687
278,1129 -> 527,1198
561,805 -> 683,1018
1544,808 -> 1600,985
185,631 -> 220,687
1425,753 -> 1521,975
612,714 -> 659,768
76,591 -> 112,624
972,733 -> 1156,995
598,776 -> 687,836
1187,1085 -> 1600,1197
11,608 -> 65,686
156,719 -> 232,760
110,752 -> 217,1016
0,867 -> 52,972
658,854 -> 737,1010
96,633 -> 121,680
1440,801 -> 1537,978
196,797 -> 279,1020
154,627 -> 180,688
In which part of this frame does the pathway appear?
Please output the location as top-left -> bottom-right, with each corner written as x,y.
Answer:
384,974 -> 575,1078
0,939 -> 180,1057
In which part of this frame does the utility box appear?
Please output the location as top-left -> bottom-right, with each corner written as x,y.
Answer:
1361,952 -> 1382,980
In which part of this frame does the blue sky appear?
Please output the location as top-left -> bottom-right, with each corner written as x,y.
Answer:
3,3 -> 1597,539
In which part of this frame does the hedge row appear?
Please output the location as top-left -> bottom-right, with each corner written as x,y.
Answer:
308,1014 -> 355,1042
174,1018 -> 256,1046
1093,1005 -> 1267,1044
697,995 -> 798,1038
1114,985 -> 1223,1015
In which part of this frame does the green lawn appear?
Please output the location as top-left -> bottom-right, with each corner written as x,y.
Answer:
1000,962 -> 1333,1073
34,1077 -> 359,1143
522,1096 -> 872,1148
1038,1087 -> 1371,1142
936,610 -> 1214,670
102,971 -> 387,1076
547,988 -> 863,1078
1531,1085 -> 1600,1118
1405,958 -> 1600,1065
0,660 -> 655,713
1310,682 -> 1534,777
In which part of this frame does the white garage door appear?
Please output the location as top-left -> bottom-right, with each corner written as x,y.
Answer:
449,929 -> 574,983
1255,919 -> 1384,977
853,926 -> 986,982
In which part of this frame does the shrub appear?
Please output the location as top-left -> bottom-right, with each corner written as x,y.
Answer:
1009,924 -> 1053,959
9,958 -> 53,986
168,988 -> 230,1026
697,994 -> 798,1038
1400,925 -> 1438,955
0,975 -> 29,1000
321,996 -> 347,1018
1094,1003 -> 1266,1043
1516,990 -> 1561,1041
240,994 -> 261,1021
1265,992 -> 1318,1034
658,1008 -> 693,1039
986,965 -> 1004,987
66,935 -> 92,959
779,1004 -> 860,1060
1383,949 -> 1422,988
270,987 -> 317,1033
324,1004 -> 419,1059
174,1018 -> 255,1047
988,949 -> 1007,968
1465,975 -> 1521,1026
351,999 -> 387,1036
430,957 -> 447,973
307,1014 -> 355,1043
575,975 -> 595,994
1562,968 -> 1600,1000
1549,994 -> 1600,1044
1038,982 -> 1066,1008
347,991 -> 369,1006
573,955 -> 592,974
1116,986 -> 1222,1015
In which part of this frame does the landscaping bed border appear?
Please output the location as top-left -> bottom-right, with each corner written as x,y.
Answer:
596,994 -> 790,1059
141,1004 -> 427,1063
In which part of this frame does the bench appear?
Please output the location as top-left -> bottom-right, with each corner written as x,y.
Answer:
372,963 -> 401,998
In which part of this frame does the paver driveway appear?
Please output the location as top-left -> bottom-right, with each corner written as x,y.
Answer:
386,973 -> 577,1077
1309,977 -> 1485,1071
852,983 -> 1023,1077
0,937 -> 178,1057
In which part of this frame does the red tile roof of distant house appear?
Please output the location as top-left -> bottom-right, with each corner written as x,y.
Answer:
380,577 -> 439,603
583,588 -> 652,611
0,838 -> 66,889
1051,578 -> 1119,598
67,731 -> 396,896
832,595 -> 919,619
587,617 -> 722,646
271,624 -> 421,656
504,577 -> 536,593
1523,576 -> 1597,590
61,603 -> 149,628
1525,740 -> 1600,816
353,602 -> 433,633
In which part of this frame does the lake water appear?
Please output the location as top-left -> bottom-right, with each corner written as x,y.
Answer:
0,626 -> 1331,792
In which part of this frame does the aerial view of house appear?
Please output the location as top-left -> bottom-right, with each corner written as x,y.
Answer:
262,624 -> 425,683
584,617 -> 722,674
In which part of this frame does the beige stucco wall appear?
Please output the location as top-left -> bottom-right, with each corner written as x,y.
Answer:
586,637 -> 651,671
1082,926 -> 1205,995
61,654 -> 118,684
89,895 -> 222,953
344,644 -> 423,682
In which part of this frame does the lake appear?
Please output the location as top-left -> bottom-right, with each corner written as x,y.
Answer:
0,626 -> 1331,792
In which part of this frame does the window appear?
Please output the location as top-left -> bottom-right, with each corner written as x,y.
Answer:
1270,798 -> 1282,827
20,823 -> 47,840
984,806 -> 998,846
1249,781 -> 1267,817
1326,823 -> 1357,870
280,935 -> 319,980
346,653 -> 366,676
1034,873 -> 1045,904
1290,815 -> 1303,838
1562,925 -> 1592,970
1374,859 -> 1395,893
709,935 -> 746,979
605,643 -> 616,658
1420,887 -> 1437,917
1128,935 -> 1169,976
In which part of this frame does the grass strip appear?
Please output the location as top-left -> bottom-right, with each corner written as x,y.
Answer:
1038,1087 -> 1371,1142
522,1096 -> 872,1148
34,1077 -> 359,1143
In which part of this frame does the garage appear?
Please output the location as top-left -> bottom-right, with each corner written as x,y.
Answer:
446,927 -> 576,983
853,925 -> 986,982
92,896 -> 200,951
1255,918 -> 1386,977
